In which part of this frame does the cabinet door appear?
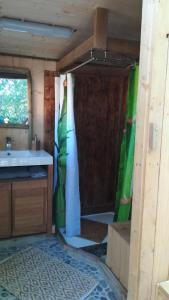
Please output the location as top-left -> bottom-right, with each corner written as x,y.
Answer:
0,183 -> 11,238
12,180 -> 47,236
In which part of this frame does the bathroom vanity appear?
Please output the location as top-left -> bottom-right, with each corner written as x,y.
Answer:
0,150 -> 53,239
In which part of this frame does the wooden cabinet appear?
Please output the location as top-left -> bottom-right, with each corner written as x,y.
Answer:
0,183 -> 11,238
12,180 -> 47,236
106,222 -> 131,289
0,165 -> 53,238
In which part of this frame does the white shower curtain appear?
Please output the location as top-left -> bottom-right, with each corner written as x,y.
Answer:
54,73 -> 81,237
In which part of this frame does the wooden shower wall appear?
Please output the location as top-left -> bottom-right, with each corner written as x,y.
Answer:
74,70 -> 129,215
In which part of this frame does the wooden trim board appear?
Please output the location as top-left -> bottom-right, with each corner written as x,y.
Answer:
128,0 -> 169,299
47,165 -> 53,233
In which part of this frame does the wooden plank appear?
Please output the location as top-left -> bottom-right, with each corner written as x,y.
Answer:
107,38 -> 140,58
128,0 -> 169,299
93,7 -> 108,49
106,225 -> 121,279
152,35 -> 169,300
44,70 -> 56,154
47,165 -> 53,234
128,2 -> 156,297
56,36 -> 93,71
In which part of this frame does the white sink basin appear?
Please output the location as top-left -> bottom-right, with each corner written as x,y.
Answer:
0,150 -> 53,167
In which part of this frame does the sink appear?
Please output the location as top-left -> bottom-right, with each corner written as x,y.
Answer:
0,150 -> 53,167
0,151 -> 34,158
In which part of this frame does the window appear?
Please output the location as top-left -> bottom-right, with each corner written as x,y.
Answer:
0,70 -> 30,128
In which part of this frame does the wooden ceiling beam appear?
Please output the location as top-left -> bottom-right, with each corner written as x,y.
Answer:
56,7 -> 140,72
56,7 -> 109,72
56,36 -> 93,72
93,7 -> 108,49
107,38 -> 140,58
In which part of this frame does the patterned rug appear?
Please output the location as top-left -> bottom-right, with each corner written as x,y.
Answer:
0,247 -> 97,300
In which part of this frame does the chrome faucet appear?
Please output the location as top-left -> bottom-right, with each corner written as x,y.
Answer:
5,137 -> 12,151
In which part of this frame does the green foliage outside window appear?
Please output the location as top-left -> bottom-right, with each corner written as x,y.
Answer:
0,78 -> 29,126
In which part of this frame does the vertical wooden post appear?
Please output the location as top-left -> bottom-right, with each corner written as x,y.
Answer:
93,7 -> 108,49
128,1 -> 169,299
47,165 -> 53,233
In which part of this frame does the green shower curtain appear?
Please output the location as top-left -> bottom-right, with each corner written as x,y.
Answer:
54,84 -> 67,228
115,65 -> 139,222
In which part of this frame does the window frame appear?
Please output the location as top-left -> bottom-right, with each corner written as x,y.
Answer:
0,67 -> 32,130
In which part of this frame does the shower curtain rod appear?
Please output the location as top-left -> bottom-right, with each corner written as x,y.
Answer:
60,49 -> 136,74
63,57 -> 95,74
61,49 -> 101,74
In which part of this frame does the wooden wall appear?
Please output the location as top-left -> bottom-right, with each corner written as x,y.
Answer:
0,55 -> 56,150
74,69 -> 129,215
0,128 -> 29,150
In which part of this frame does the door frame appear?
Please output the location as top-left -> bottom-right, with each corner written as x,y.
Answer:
128,1 -> 169,299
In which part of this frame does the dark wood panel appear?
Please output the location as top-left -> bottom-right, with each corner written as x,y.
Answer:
74,72 -> 128,215
44,70 -> 56,154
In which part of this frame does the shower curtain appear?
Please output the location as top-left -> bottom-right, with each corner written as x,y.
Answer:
54,73 -> 81,237
115,65 -> 139,222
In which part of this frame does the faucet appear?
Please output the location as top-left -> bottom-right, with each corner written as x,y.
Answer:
5,137 -> 12,151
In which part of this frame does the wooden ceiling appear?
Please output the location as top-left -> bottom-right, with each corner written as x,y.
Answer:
0,0 -> 142,60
